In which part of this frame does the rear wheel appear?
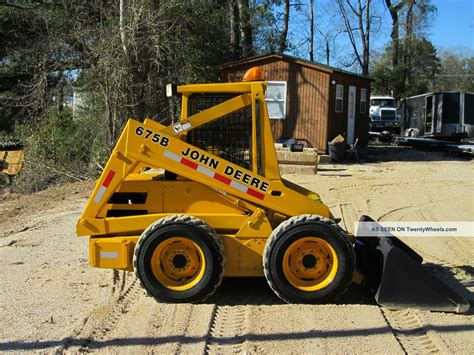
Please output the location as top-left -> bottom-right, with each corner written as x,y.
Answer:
134,215 -> 225,303
263,215 -> 355,303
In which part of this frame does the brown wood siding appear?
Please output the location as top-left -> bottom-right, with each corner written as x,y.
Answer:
222,58 -> 330,151
327,72 -> 371,148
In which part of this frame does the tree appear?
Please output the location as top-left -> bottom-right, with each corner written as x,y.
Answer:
372,0 -> 438,97
402,0 -> 436,85
278,0 -> 290,53
384,0 -> 405,66
249,0 -> 300,55
336,0 -> 379,75
0,1 -> 86,128
435,50 -> 474,92
229,0 -> 284,58
0,0 -> 240,191
229,0 -> 241,59
310,1 -> 345,67
238,0 -> 254,57
0,1 -> 235,136
372,37 -> 440,98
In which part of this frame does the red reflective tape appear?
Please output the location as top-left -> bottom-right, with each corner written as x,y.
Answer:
247,188 -> 265,200
103,170 -> 116,188
214,173 -> 231,185
181,158 -> 198,170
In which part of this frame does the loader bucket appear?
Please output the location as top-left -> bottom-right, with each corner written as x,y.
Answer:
355,216 -> 470,313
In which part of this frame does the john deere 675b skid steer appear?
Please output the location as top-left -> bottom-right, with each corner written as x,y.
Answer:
77,67 -> 469,313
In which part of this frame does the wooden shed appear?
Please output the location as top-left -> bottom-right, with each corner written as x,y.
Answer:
221,53 -> 371,152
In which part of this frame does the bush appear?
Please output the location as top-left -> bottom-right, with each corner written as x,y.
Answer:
13,108 -> 110,193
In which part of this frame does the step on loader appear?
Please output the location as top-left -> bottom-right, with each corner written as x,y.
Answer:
77,67 -> 469,312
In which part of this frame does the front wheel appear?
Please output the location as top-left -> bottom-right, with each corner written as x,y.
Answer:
263,215 -> 355,303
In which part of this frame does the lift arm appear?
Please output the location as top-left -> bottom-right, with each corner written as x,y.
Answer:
77,82 -> 331,237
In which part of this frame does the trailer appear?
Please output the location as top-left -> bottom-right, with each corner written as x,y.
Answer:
400,92 -> 474,140
394,136 -> 474,157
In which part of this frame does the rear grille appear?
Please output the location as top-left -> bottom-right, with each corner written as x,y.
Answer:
187,94 -> 252,170
381,110 -> 396,121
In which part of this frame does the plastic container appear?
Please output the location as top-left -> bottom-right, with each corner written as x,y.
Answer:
328,142 -> 346,162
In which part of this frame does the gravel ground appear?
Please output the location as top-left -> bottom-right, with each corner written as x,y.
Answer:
0,146 -> 473,353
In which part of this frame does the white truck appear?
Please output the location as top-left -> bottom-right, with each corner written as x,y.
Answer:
369,96 -> 400,136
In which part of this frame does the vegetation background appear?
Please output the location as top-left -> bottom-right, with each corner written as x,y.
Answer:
0,0 -> 472,192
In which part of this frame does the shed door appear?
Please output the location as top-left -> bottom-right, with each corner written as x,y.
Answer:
347,86 -> 356,144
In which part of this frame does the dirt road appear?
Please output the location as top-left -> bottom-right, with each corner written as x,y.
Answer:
1,146 -> 473,353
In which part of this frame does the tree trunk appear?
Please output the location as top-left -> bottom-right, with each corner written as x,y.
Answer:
336,0 -> 363,71
119,0 -> 127,57
363,0 -> 370,75
279,0 -> 290,53
317,28 -> 331,65
237,0 -> 253,57
406,0 -> 416,38
385,0 -> 404,67
309,0 -> 314,61
325,38 -> 330,65
404,0 -> 416,84
229,0 -> 240,59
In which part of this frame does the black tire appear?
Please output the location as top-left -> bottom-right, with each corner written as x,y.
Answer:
407,128 -> 419,138
0,173 -> 10,188
134,215 -> 225,303
263,214 -> 355,303
380,131 -> 392,143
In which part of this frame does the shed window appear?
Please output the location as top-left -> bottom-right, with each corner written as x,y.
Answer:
265,81 -> 287,119
360,88 -> 367,113
335,84 -> 344,113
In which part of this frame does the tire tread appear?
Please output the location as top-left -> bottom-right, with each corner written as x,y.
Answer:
263,214 -> 355,303
133,215 -> 226,303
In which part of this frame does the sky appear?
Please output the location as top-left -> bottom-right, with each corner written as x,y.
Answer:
286,0 -> 474,64
427,0 -> 473,51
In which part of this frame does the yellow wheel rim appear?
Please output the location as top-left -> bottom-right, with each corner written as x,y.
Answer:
151,237 -> 206,291
282,237 -> 339,291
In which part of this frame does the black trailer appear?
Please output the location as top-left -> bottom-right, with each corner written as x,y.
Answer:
400,92 -> 474,140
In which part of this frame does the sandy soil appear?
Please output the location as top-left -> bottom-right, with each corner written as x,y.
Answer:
0,145 -> 473,354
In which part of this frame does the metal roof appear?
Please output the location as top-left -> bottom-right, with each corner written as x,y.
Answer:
221,52 -> 372,81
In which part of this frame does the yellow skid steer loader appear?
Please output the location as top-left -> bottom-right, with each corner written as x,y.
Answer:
76,68 -> 469,313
